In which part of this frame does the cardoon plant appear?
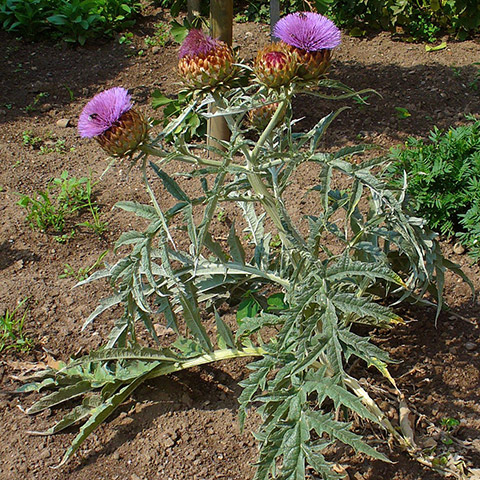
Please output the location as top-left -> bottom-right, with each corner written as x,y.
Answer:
20,14 -> 471,480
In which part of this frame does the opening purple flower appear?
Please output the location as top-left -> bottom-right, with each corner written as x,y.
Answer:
274,12 -> 341,52
178,29 -> 220,59
178,29 -> 235,88
78,87 -> 133,138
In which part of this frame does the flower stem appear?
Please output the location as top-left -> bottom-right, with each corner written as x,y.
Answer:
140,158 -> 176,249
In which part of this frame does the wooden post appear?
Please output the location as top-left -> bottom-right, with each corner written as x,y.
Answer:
270,0 -> 280,41
208,0 -> 233,151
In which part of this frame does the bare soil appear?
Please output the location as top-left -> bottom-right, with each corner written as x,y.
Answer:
1,6 -> 480,480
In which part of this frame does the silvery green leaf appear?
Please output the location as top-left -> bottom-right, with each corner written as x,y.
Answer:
28,395 -> 103,435
228,223 -> 246,264
305,411 -> 390,462
178,285 -> 213,352
149,162 -> 190,202
27,381 -> 93,414
215,310 -> 236,349
114,201 -> 158,220
82,294 -> 123,330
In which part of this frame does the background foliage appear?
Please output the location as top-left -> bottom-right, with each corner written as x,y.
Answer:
388,117 -> 480,258
0,0 -> 141,44
2,0 -> 479,43
234,0 -> 480,41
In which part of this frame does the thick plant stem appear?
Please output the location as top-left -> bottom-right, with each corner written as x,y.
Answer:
147,346 -> 266,380
247,99 -> 305,258
247,99 -> 291,245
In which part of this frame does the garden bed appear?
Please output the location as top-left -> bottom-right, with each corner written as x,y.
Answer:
0,6 -> 479,479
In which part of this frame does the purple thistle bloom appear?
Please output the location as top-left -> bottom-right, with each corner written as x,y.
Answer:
78,87 -> 132,138
179,29 -> 220,59
274,12 -> 341,52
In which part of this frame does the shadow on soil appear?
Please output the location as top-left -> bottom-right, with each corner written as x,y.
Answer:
296,60 -> 480,143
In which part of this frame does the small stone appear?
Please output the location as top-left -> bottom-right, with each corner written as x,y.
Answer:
56,118 -> 70,128
151,46 -> 161,54
453,242 -> 465,254
449,346 -> 459,354
465,342 -> 477,351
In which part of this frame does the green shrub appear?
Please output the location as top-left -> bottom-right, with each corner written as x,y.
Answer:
388,118 -> 480,257
232,0 -> 479,40
0,0 -> 141,44
327,0 -> 480,40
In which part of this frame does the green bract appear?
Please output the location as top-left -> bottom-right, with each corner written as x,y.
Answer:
20,66 -> 472,479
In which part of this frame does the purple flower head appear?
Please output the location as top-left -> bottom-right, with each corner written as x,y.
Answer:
179,29 -> 220,59
78,87 -> 132,138
274,12 -> 341,52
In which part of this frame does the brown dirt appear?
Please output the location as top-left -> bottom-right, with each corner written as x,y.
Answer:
1,6 -> 480,480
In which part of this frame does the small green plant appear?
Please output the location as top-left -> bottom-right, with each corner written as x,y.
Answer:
60,250 -> 108,281
18,171 -> 104,236
24,92 -> 48,113
0,298 -> 33,353
39,139 -> 71,155
388,118 -> 480,257
407,13 -> 440,42
144,21 -> 170,47
450,65 -> 462,77
395,106 -> 411,119
63,84 -> 75,101
216,208 -> 226,223
77,175 -> 108,235
468,62 -> 480,91
22,130 -> 43,148
118,31 -> 133,44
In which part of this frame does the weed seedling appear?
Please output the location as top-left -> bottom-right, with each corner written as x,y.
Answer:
76,174 -> 108,236
395,106 -> 411,119
63,85 -> 75,101
18,171 -> 96,234
468,62 -> 480,91
144,21 -> 170,47
60,250 -> 108,281
0,298 -> 33,353
24,92 -> 48,113
22,130 -> 43,148
119,32 -> 133,45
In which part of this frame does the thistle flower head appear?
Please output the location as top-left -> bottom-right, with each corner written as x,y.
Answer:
78,87 -> 148,157
254,42 -> 297,88
178,29 -> 220,59
78,87 -> 132,138
178,29 -> 235,89
274,12 -> 341,52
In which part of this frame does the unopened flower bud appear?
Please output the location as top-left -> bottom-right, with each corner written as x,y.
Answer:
247,100 -> 283,131
254,42 -> 297,88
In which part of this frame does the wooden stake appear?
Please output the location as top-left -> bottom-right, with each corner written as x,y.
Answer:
208,0 -> 233,151
270,0 -> 280,41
